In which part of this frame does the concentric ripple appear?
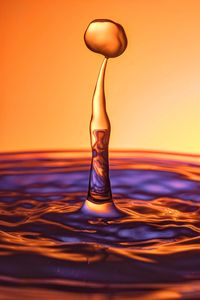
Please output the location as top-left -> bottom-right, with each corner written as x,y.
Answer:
0,150 -> 200,299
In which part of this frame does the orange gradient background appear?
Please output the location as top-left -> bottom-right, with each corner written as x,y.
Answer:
1,0 -> 200,153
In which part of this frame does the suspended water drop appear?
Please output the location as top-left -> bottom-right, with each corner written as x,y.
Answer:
84,19 -> 127,58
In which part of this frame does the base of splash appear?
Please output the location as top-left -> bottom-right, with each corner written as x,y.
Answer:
80,199 -> 123,218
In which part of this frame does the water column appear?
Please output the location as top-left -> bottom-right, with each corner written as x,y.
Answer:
81,19 -> 127,217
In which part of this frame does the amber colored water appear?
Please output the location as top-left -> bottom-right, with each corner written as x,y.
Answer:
84,19 -> 127,58
0,150 -> 200,299
84,19 -> 127,213
1,19 -> 199,300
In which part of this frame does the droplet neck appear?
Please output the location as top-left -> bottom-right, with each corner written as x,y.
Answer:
91,57 -> 108,121
90,58 -> 110,148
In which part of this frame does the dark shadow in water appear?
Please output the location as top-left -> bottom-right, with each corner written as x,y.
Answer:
0,151 -> 200,299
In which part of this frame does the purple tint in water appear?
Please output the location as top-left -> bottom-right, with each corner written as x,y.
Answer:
0,150 -> 200,299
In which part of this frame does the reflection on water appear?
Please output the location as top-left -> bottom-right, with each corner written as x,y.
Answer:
0,150 -> 200,299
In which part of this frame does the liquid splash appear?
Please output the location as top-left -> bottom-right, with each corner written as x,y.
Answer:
1,19 -> 200,300
0,150 -> 200,299
83,19 -> 127,217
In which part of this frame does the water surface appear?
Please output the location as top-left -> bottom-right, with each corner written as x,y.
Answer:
0,150 -> 200,299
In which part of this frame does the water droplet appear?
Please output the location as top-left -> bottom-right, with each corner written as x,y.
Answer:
84,19 -> 127,58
